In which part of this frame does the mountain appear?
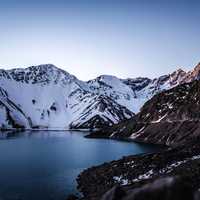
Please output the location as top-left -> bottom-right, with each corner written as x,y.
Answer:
87,65 -> 190,114
0,87 -> 31,129
0,64 -> 134,130
0,62 -> 200,130
90,78 -> 200,146
180,62 -> 200,83
69,95 -> 133,129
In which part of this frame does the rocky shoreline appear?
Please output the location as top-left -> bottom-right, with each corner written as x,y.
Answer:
73,139 -> 200,200
68,79 -> 200,199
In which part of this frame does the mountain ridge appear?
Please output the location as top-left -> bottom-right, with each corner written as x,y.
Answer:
89,79 -> 200,146
0,62 -> 200,130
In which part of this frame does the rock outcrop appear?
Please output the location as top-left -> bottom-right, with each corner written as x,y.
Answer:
77,140 -> 200,199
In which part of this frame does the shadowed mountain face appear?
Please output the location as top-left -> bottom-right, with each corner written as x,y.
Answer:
89,78 -> 200,146
0,62 -> 200,130
137,80 -> 200,122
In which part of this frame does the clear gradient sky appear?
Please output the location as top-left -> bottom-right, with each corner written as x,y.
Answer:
0,0 -> 200,80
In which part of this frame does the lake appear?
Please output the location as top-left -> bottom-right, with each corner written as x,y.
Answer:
0,130 -> 161,200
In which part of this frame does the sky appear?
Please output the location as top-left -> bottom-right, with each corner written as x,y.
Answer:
0,0 -> 200,80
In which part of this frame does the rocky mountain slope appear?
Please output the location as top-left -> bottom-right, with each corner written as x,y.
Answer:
89,78 -> 200,146
0,62 -> 200,130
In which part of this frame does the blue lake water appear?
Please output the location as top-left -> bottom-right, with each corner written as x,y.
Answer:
0,131 -> 160,200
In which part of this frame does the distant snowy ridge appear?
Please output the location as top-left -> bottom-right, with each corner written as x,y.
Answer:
0,62 -> 199,130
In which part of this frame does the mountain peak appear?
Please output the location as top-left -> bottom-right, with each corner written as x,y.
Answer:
193,62 -> 200,73
26,64 -> 68,75
30,63 -> 57,69
176,68 -> 185,73
170,68 -> 186,76
0,64 -> 77,85
180,62 -> 200,83
5,64 -> 59,73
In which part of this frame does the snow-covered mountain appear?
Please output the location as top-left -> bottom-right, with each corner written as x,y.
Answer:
0,62 -> 199,130
0,64 -> 134,130
92,79 -> 200,146
87,66 -> 188,113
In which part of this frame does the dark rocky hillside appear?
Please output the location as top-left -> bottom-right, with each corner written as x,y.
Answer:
76,140 -> 200,200
137,80 -> 200,122
87,80 -> 200,146
100,176 -> 197,200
